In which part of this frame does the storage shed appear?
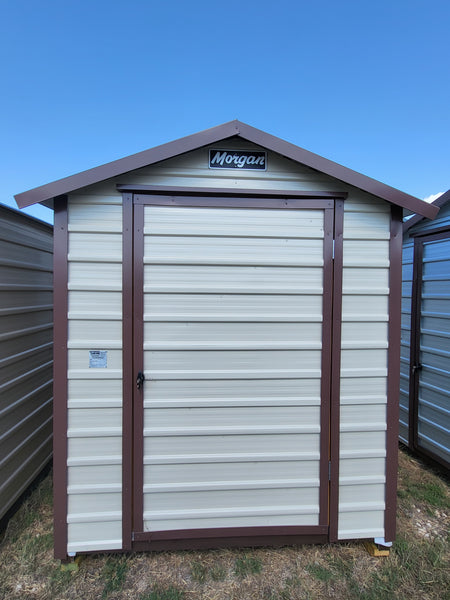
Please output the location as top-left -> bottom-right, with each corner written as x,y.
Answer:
15,121 -> 438,559
400,190 -> 450,469
0,204 -> 53,522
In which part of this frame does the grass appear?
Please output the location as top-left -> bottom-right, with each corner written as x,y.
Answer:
0,448 -> 448,599
140,586 -> 185,600
101,555 -> 129,598
234,553 -> 263,577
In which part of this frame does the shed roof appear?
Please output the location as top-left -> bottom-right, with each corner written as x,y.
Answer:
403,189 -> 450,232
14,120 -> 438,219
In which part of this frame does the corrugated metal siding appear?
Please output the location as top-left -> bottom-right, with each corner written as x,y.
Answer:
409,201 -> 450,236
415,236 -> 450,465
401,200 -> 450,469
66,194 -> 123,552
0,205 -> 53,520
399,232 -> 414,445
142,205 -> 325,532
338,195 -> 391,540
64,139 -> 393,549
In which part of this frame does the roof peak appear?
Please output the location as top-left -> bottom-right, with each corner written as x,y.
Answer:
15,121 -> 438,220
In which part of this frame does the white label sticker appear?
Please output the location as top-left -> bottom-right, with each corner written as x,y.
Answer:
89,350 -> 107,368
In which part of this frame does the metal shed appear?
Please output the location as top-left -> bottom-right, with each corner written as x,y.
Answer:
15,121 -> 437,559
0,204 -> 53,522
400,190 -> 450,469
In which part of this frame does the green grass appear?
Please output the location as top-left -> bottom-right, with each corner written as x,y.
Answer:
190,560 -> 208,583
234,554 -> 263,577
140,586 -> 185,600
101,555 -> 129,598
398,479 -> 449,510
306,563 -> 334,583
190,557 -> 227,583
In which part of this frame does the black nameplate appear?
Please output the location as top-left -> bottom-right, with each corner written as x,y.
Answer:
209,149 -> 267,170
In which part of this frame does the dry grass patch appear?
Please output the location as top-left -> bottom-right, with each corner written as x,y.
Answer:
0,448 -> 448,599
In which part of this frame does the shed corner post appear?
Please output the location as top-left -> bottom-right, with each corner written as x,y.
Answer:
384,204 -> 403,542
53,195 -> 69,560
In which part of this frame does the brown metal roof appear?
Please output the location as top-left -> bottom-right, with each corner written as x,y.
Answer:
403,189 -> 449,232
14,120 -> 439,219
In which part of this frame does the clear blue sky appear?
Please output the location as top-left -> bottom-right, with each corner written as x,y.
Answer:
1,0 -> 449,223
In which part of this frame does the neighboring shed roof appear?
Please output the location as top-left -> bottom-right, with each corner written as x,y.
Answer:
403,189 -> 450,232
15,120 -> 438,219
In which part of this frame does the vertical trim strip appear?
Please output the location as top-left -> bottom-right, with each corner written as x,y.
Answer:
319,207 -> 334,526
385,204 -> 403,541
53,195 -> 69,560
329,198 -> 344,542
133,202 -> 145,534
122,194 -> 134,550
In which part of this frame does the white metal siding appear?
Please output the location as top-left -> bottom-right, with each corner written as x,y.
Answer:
338,194 -> 391,540
66,194 -> 123,552
141,205 -> 325,532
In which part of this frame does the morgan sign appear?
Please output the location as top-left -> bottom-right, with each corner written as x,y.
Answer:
209,149 -> 267,170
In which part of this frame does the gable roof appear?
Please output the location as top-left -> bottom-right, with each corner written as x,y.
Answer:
14,120 -> 438,219
403,189 -> 450,232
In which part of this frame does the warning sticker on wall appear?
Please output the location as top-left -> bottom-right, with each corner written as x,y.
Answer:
89,350 -> 108,368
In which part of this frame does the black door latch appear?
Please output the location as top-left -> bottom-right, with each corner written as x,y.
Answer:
136,371 -> 145,390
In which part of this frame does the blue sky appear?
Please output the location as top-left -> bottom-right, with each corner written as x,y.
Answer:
1,0 -> 449,223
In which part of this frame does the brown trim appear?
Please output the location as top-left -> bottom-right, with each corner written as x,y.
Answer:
122,194 -> 134,550
134,525 -> 328,542
132,202 -> 145,534
410,224 -> 450,238
15,120 -> 437,219
134,194 -> 334,210
52,195 -> 69,560
403,189 -> 449,233
319,208 -> 334,525
130,194 -> 337,546
384,204 -> 403,542
328,199 -> 344,542
411,229 -> 450,243
132,532 -> 329,552
118,184 -> 348,200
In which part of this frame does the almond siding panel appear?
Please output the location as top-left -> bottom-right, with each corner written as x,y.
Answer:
338,198 -> 390,540
66,196 -> 123,552
60,139 -> 400,551
0,205 -> 53,521
141,204 -> 326,533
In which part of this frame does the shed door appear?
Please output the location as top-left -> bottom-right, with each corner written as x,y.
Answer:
131,195 -> 335,544
410,233 -> 450,468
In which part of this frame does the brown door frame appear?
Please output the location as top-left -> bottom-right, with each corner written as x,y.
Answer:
408,229 -> 450,467
122,187 -> 346,551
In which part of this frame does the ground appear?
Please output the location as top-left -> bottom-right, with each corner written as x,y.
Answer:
0,447 -> 448,600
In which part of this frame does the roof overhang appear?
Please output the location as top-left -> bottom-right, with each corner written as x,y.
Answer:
14,120 -> 439,219
403,189 -> 449,232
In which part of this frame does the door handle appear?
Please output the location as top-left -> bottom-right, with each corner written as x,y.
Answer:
412,364 -> 422,374
136,371 -> 145,390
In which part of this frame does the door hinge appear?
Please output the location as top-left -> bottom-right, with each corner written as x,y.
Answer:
332,239 -> 335,260
131,532 -> 135,542
328,461 -> 332,481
